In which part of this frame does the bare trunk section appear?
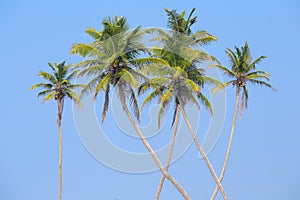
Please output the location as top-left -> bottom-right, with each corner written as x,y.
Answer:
118,90 -> 190,200
181,108 -> 229,200
210,87 -> 240,200
155,105 -> 181,200
57,99 -> 63,200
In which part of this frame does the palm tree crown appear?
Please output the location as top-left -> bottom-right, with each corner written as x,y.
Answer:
140,8 -> 220,127
30,61 -> 81,105
138,54 -> 216,128
71,16 -> 151,122
213,42 -> 275,116
165,8 -> 217,45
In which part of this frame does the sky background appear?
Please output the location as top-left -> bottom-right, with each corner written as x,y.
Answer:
1,0 -> 300,199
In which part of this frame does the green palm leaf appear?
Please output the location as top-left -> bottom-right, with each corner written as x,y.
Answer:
93,73 -> 111,100
85,27 -> 102,40
70,43 -> 102,58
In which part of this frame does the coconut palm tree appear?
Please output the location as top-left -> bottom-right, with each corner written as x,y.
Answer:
139,31 -> 228,199
142,8 -> 226,200
30,61 -> 82,200
71,16 -> 191,200
210,42 -> 275,199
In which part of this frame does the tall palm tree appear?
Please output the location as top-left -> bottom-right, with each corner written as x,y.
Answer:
30,61 -> 82,200
71,16 -> 191,200
142,8 -> 226,200
139,30 -> 228,199
210,42 -> 275,199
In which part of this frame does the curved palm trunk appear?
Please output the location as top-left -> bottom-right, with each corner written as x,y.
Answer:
118,90 -> 190,200
155,105 -> 181,200
210,87 -> 240,199
57,99 -> 64,200
181,108 -> 228,200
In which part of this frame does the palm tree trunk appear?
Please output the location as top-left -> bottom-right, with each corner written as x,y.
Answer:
118,90 -> 190,200
57,99 -> 63,200
210,87 -> 240,199
181,108 -> 229,200
155,104 -> 181,200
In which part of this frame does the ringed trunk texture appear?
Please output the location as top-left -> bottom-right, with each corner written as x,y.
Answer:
119,90 -> 190,200
57,100 -> 63,200
155,105 -> 181,200
210,87 -> 240,200
182,108 -> 229,200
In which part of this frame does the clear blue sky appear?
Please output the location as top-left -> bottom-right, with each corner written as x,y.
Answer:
1,0 -> 300,199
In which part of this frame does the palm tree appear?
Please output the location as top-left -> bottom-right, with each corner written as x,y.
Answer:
210,42 -> 275,199
30,61 -> 82,200
139,29 -> 229,199
71,16 -> 191,200
142,8 -> 226,200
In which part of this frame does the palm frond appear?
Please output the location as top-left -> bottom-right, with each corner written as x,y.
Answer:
158,88 -> 173,128
79,74 -> 103,98
182,88 -> 200,110
246,70 -> 270,77
64,88 -> 79,102
246,74 -> 270,81
67,84 -> 85,89
77,64 -> 107,77
197,92 -> 212,114
93,73 -> 111,100
38,71 -> 57,84
73,59 -> 103,69
247,55 -> 267,71
47,62 -> 56,71
129,87 -> 140,121
191,31 -> 217,45
43,91 -> 56,102
30,83 -> 53,90
194,76 -> 223,88
141,88 -> 161,108
209,55 -> 221,64
86,27 -> 102,40
248,79 -> 276,90
70,43 -> 101,58
239,86 -> 249,119
211,80 -> 234,93
185,8 -> 196,32
171,99 -> 180,126
36,89 -> 53,98
118,69 -> 139,89
132,57 -> 170,69
101,85 -> 110,123
185,79 -> 200,92
65,70 -> 78,80
165,8 -> 180,31
210,64 -> 237,78
226,48 -> 238,69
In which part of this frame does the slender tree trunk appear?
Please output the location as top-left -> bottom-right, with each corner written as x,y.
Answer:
118,90 -> 190,200
210,87 -> 240,200
155,105 -> 181,200
57,99 -> 63,200
181,108 -> 229,200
